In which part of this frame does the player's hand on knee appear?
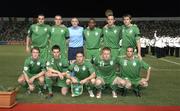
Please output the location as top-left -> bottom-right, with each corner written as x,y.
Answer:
29,77 -> 35,84
80,79 -> 88,85
71,77 -> 78,84
58,73 -> 64,80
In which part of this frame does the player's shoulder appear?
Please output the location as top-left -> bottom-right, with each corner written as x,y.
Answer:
44,24 -> 51,28
132,24 -> 139,28
30,24 -> 37,28
59,25 -> 68,29
84,60 -> 92,65
95,27 -> 102,30
78,26 -> 84,30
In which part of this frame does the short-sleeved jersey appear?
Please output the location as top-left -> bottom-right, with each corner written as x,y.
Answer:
49,25 -> 69,49
83,27 -> 102,49
121,24 -> 140,49
118,57 -> 150,81
102,25 -> 121,48
28,24 -> 51,48
23,57 -> 45,76
68,60 -> 95,80
93,56 -> 117,77
46,56 -> 69,72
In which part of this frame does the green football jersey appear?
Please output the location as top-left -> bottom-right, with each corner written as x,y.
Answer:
83,27 -> 102,49
119,57 -> 150,81
28,24 -> 51,48
23,57 -> 45,76
102,25 -> 121,48
93,56 -> 117,77
46,56 -> 69,72
49,25 -> 69,49
68,60 -> 95,80
121,24 -> 140,49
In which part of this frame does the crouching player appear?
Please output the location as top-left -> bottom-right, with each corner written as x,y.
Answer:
119,46 -> 151,97
66,51 -> 96,97
93,47 -> 125,98
18,47 -> 45,95
45,45 -> 69,99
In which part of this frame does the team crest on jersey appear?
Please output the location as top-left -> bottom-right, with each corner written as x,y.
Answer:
24,67 -> 28,71
61,29 -> 64,33
129,29 -> 133,34
110,60 -> 114,65
133,61 -> 136,66
30,61 -> 34,64
46,61 -> 50,66
59,62 -> 62,66
99,61 -> 104,66
114,30 -> 117,34
37,62 -> 40,66
44,28 -> 47,32
52,28 -> 55,33
82,66 -> 86,71
123,60 -> 127,66
74,65 -> 79,72
95,32 -> 98,36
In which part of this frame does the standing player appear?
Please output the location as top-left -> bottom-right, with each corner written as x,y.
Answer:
45,45 -> 69,99
103,15 -> 121,58
68,18 -> 84,64
93,47 -> 125,98
49,15 -> 69,58
26,14 -> 51,62
120,14 -> 142,60
18,47 -> 45,94
119,47 -> 151,97
66,52 -> 96,97
83,18 -> 102,62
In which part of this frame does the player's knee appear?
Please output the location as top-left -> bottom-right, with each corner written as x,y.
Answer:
18,78 -> 24,84
125,82 -> 132,89
66,79 -> 71,85
141,81 -> 148,87
29,85 -> 35,91
95,79 -> 102,86
90,78 -> 96,85
119,79 -> 126,87
39,77 -> 44,85
18,75 -> 25,84
61,88 -> 68,96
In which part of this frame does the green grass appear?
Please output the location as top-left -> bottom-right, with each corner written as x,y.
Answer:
0,45 -> 180,105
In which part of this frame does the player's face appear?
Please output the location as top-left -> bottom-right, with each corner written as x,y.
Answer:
76,53 -> 84,64
71,18 -> 79,27
38,16 -> 45,24
32,49 -> 39,59
88,20 -> 96,29
107,16 -> 115,26
126,48 -> 133,58
52,49 -> 60,59
55,16 -> 62,26
123,17 -> 131,26
102,50 -> 111,61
